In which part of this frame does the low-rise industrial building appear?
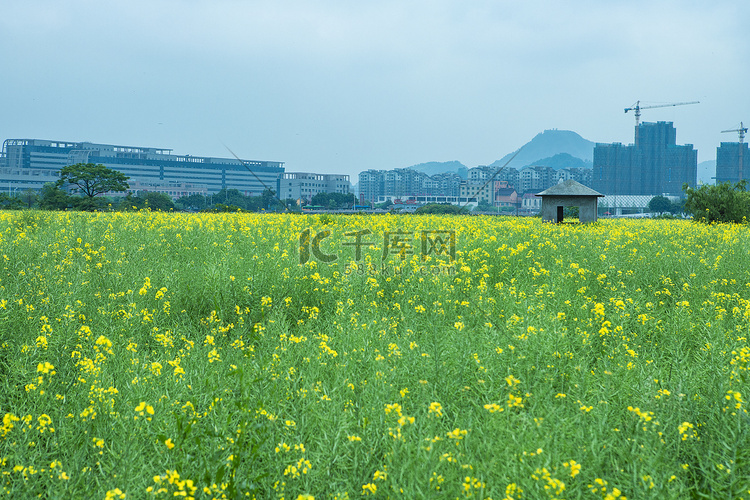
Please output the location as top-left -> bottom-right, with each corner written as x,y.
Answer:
0,138 -> 284,197
279,172 -> 350,202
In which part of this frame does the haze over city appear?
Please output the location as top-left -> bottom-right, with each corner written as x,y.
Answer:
2,0 -> 747,180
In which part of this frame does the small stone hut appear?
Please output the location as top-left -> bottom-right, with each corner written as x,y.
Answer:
537,180 -> 604,223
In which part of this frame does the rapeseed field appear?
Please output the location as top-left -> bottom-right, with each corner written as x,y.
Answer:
1,211 -> 749,499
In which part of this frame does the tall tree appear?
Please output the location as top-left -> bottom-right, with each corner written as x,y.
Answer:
647,195 -> 673,214
56,163 -> 130,199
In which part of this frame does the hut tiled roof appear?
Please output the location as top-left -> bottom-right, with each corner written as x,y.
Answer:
536,180 -> 604,197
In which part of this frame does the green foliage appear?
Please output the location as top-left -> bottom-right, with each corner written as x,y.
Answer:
202,189 -> 295,213
210,189 -> 253,210
648,195 -> 673,214
310,192 -> 355,209
72,196 -> 108,212
563,206 -> 579,218
175,194 -> 208,212
39,183 -> 73,211
317,213 -> 335,226
1,213 -> 750,497
374,200 -> 393,210
17,189 -> 38,209
203,203 -> 247,213
670,198 -> 685,215
117,193 -> 142,211
56,163 -> 130,199
121,192 -> 175,211
261,188 -> 277,211
415,203 -> 469,214
683,180 -> 750,223
473,200 -> 498,213
146,192 -> 174,211
0,193 -> 24,210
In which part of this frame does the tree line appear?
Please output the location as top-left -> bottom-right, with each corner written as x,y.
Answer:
3,163 -> 749,223
646,182 -> 750,223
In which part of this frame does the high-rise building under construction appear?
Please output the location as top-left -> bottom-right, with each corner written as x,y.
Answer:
592,121 -> 697,196
715,142 -> 748,184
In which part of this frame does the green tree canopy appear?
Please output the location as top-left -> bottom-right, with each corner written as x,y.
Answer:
648,195 -> 673,214
375,199 -> 393,210
0,193 -> 24,210
212,189 -> 250,210
56,163 -> 130,199
117,192 -> 175,211
261,188 -> 277,210
175,194 -> 209,212
415,203 -> 469,215
310,192 -> 356,209
39,183 -> 73,211
140,192 -> 175,211
683,180 -> 750,223
473,200 -> 498,213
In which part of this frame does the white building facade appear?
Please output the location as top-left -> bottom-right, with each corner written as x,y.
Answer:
279,172 -> 350,202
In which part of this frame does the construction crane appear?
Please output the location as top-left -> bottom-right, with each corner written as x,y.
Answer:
721,121 -> 747,143
624,100 -> 699,146
624,100 -> 700,127
721,122 -> 748,181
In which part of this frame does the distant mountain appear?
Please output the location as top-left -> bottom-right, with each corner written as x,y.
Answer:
697,160 -> 716,185
408,160 -> 468,178
521,152 -> 592,170
392,130 -> 595,179
490,129 -> 595,169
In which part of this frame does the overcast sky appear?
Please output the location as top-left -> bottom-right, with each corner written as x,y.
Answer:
2,1 -> 747,180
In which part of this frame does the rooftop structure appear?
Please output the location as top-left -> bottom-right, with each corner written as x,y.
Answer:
494,181 -> 518,208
